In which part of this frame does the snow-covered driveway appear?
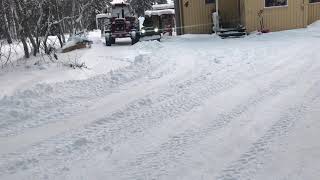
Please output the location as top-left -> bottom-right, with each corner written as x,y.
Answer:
1,24 -> 320,180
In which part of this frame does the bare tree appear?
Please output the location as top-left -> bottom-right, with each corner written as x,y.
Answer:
0,0 -> 111,61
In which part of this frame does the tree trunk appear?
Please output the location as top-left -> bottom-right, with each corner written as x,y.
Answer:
61,32 -> 66,43
71,0 -> 76,35
43,23 -> 53,54
11,7 -> 18,39
26,30 -> 38,56
3,19 -> 13,44
1,0 -> 12,44
21,36 -> 29,58
3,25 -> 13,44
55,0 -> 66,44
57,34 -> 63,48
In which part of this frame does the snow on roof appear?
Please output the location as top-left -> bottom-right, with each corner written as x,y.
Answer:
110,2 -> 130,6
96,13 -> 111,19
145,9 -> 175,17
111,0 -> 125,3
152,4 -> 175,10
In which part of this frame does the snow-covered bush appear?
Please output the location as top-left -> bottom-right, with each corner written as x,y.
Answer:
62,33 -> 92,53
63,55 -> 88,69
0,41 -> 14,68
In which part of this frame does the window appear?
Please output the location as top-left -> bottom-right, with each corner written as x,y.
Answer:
205,0 -> 215,4
310,0 -> 320,3
265,0 -> 287,7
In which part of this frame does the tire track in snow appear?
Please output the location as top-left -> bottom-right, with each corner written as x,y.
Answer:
216,82 -> 320,180
0,46 -> 210,177
1,41 -> 318,179
108,72 -> 312,180
1,46 -> 315,179
94,54 -> 320,180
0,48 -> 255,178
0,52 -> 171,137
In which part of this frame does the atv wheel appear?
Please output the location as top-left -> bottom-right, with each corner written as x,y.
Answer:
106,37 -> 111,46
111,38 -> 116,44
131,31 -> 140,45
131,38 -> 137,45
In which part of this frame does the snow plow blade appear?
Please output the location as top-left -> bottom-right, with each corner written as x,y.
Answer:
139,35 -> 161,42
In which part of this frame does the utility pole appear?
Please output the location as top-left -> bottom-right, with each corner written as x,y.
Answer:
214,0 -> 220,34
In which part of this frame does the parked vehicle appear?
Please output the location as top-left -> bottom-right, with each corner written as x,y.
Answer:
149,4 -> 175,36
104,3 -> 140,46
143,4 -> 175,38
140,15 -> 162,41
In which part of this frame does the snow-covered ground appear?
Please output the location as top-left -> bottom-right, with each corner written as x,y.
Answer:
1,22 -> 320,180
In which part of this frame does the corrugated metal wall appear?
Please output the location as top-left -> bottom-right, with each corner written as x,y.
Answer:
180,0 -> 215,34
244,0 -> 306,32
308,3 -> 320,24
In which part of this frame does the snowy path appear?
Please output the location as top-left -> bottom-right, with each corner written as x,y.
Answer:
1,25 -> 320,180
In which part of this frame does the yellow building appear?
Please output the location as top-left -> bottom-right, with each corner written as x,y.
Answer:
174,0 -> 320,34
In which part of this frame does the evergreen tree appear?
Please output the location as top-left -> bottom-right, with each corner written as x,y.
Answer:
128,0 -> 155,16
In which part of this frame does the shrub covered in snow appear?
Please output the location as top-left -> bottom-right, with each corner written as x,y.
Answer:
62,33 -> 93,53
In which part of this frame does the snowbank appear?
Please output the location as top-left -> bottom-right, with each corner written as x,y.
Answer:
307,20 -> 320,29
0,30 -> 132,98
110,1 -> 129,5
135,40 -> 164,51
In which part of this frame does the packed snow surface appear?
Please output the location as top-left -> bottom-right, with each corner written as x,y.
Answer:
1,23 -> 320,180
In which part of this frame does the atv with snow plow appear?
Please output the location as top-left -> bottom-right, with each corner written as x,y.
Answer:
140,15 -> 162,42
104,3 -> 140,46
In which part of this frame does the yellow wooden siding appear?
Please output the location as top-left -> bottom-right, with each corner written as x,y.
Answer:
180,0 -> 215,34
219,0 -> 241,27
308,3 -> 320,24
240,0 -> 246,26
178,0 -> 320,34
244,0 -> 306,32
